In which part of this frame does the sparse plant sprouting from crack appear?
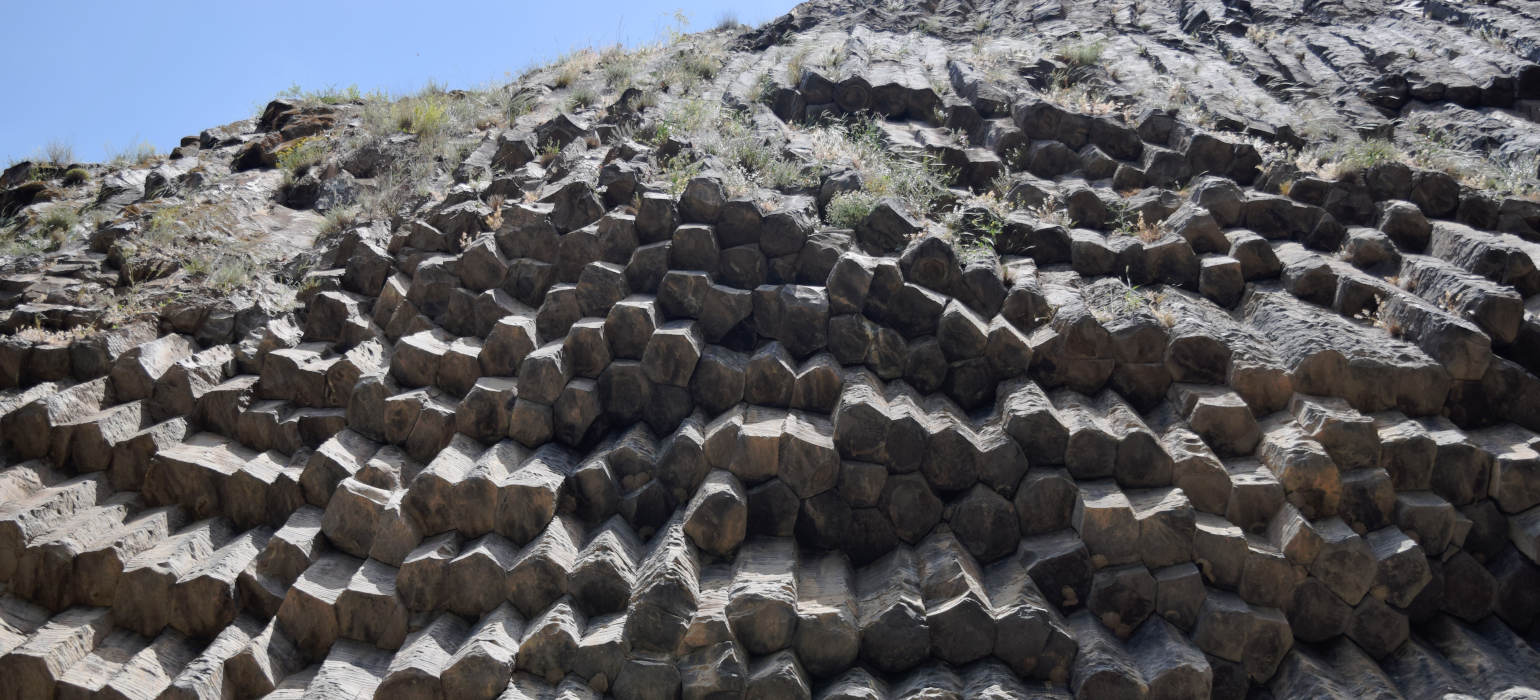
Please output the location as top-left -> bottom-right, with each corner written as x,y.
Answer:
538,141 -> 562,166
1245,25 -> 1278,44
989,172 -> 1014,200
1046,68 -> 1120,116
748,73 -> 777,105
1029,196 -> 1070,228
1112,207 -> 1161,243
1005,145 -> 1028,169
660,152 -> 704,197
785,48 -> 809,86
506,89 -> 537,122
1354,293 -> 1404,337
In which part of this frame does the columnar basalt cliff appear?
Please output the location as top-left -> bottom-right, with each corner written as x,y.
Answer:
2,0 -> 1540,698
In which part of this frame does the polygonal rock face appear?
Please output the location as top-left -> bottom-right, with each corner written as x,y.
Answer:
7,1 -> 1540,698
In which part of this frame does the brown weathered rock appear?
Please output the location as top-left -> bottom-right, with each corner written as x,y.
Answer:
13,11 -> 1540,697
854,546 -> 928,673
441,602 -> 525,699
682,469 -> 748,557
276,551 -> 363,660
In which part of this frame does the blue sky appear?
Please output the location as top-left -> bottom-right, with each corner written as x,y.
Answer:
0,1 -> 798,165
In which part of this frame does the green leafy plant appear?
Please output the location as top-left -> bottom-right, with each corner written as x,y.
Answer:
1340,138 -> 1402,171
539,141 -> 562,164
977,214 -> 1004,243
638,120 -> 671,146
825,190 -> 879,228
660,152 -> 704,197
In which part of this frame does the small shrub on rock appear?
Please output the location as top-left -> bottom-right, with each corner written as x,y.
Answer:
826,190 -> 879,228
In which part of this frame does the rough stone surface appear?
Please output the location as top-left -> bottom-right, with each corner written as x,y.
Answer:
3,3 -> 1540,698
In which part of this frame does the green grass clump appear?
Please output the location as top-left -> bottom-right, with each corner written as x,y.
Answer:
550,50 -> 596,89
507,90 -> 537,122
38,208 -> 78,235
785,50 -> 808,86
825,190 -> 879,228
108,142 -> 158,167
760,157 -> 815,189
1340,138 -> 1403,171
393,96 -> 449,140
661,44 -> 725,91
318,206 -> 359,237
749,73 -> 777,105
209,258 -> 255,291
807,116 -> 953,216
35,207 -> 79,250
276,137 -> 327,175
681,48 -> 722,80
661,153 -> 704,197
1058,40 -> 1107,67
601,49 -> 637,88
566,86 -> 598,112
62,168 -> 89,186
145,205 -> 184,245
276,83 -> 375,106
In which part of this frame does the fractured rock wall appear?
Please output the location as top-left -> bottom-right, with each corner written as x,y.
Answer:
3,1 -> 1540,698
